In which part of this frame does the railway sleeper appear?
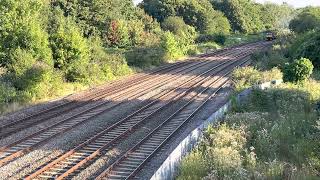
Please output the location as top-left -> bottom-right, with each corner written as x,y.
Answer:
87,144 -> 103,148
137,147 -> 155,152
108,174 -> 129,179
82,146 -> 98,151
117,163 -> 139,169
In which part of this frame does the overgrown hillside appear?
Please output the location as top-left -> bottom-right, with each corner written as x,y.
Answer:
0,0 -> 294,113
177,5 -> 320,180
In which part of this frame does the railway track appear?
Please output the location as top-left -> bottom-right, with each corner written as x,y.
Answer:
96,64 -> 235,180
0,61 -> 194,138
0,43 -> 243,139
24,42 -> 268,179
0,43 -> 256,166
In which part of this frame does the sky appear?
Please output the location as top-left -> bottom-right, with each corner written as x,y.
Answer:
133,0 -> 320,8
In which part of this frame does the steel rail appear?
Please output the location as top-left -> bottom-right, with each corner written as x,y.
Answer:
0,42 -> 245,138
0,59 -> 212,165
0,61 -> 194,138
25,42 -> 267,179
0,44 -> 251,166
96,51 -> 255,180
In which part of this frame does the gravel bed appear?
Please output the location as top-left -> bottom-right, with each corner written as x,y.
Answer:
69,80 -> 232,179
136,84 -> 233,179
0,50 -> 239,179
72,92 -> 188,179
0,62 -> 212,179
0,59 -> 218,148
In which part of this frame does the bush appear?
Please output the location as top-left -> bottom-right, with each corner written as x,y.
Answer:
232,67 -> 282,91
49,8 -> 90,82
0,0 -> 53,67
126,46 -> 165,67
196,34 -> 226,45
0,82 -> 16,104
290,30 -> 320,67
283,58 -> 314,83
106,19 -> 131,48
161,16 -> 188,34
289,7 -> 320,33
88,37 -> 132,82
176,152 -> 209,180
162,16 -> 197,54
161,32 -> 184,61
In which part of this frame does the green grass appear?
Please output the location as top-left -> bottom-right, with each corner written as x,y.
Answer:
177,80 -> 320,179
176,35 -> 320,179
224,33 -> 264,47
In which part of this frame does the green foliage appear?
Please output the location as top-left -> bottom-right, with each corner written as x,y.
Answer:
178,80 -> 320,179
252,45 -> 290,70
259,3 -> 295,30
232,67 -> 283,91
0,0 -> 53,67
0,82 -> 16,104
51,0 -> 138,37
176,152 -> 209,180
162,16 -> 197,47
126,46 -> 165,67
49,9 -> 90,82
290,30 -> 320,68
161,31 -> 184,61
289,7 -> 320,33
283,58 -> 314,83
161,16 -> 187,34
212,0 -> 263,33
106,20 -> 131,48
142,0 -> 231,35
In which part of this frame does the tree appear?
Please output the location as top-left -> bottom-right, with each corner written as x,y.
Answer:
49,8 -> 90,82
212,0 -> 264,33
0,0 -> 52,68
106,20 -> 131,48
259,3 -> 294,30
51,0 -> 140,37
290,30 -> 320,67
289,7 -> 320,33
142,0 -> 230,34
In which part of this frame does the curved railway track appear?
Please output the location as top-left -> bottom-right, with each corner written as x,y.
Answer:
0,44 -> 242,139
96,64 -> 234,180
24,42 -> 269,179
0,43 -> 257,166
0,61 -> 193,138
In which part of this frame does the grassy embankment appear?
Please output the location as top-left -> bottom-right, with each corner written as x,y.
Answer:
177,33 -> 320,179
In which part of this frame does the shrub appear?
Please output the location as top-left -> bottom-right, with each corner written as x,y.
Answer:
88,37 -> 132,82
232,67 -> 283,91
126,46 -> 165,67
0,82 -> 16,104
162,16 -> 197,54
196,34 -> 226,45
283,58 -> 314,83
291,30 -> 320,67
127,20 -> 145,46
289,7 -> 320,33
106,19 -> 130,48
176,152 -> 209,180
161,32 -> 183,61
161,16 -> 188,34
49,8 -> 90,82
0,0 -> 53,67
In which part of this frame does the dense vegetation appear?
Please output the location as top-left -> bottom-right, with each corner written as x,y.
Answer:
177,5 -> 320,179
0,0 -> 295,113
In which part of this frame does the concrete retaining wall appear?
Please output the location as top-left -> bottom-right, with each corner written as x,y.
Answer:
150,80 -> 282,180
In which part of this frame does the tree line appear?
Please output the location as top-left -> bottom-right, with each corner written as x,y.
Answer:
0,0 -> 308,107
